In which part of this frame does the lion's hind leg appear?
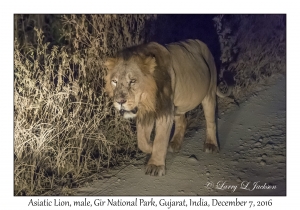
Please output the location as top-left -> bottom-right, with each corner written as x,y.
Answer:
168,114 -> 187,152
202,94 -> 219,153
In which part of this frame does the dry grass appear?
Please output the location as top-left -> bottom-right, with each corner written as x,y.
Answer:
14,14 -> 155,195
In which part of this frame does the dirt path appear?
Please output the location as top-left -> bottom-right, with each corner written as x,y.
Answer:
75,76 -> 286,196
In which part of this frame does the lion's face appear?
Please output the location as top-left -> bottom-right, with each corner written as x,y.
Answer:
105,56 -> 157,119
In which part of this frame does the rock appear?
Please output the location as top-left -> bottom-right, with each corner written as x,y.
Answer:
231,160 -> 239,165
260,160 -> 266,166
254,142 -> 262,147
265,144 -> 274,150
103,174 -> 113,178
188,154 -> 199,162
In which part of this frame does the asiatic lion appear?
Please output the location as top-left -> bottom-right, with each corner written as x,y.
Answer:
104,39 -> 230,176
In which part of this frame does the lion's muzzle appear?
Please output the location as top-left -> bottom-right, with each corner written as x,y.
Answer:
119,106 -> 138,119
116,99 -> 127,105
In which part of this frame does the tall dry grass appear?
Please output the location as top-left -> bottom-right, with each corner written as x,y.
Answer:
14,14 -> 156,195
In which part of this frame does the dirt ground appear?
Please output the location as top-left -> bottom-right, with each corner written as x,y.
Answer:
75,75 -> 286,196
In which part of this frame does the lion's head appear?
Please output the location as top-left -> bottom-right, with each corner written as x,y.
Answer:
104,43 -> 174,124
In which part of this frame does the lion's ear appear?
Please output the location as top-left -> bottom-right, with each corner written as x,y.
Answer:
144,56 -> 156,74
105,57 -> 117,71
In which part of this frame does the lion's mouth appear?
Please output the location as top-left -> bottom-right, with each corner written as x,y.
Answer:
120,107 -> 138,116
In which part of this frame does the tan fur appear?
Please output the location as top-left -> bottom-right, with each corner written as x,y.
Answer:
105,39 -> 222,176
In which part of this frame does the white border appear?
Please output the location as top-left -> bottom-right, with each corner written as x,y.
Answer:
2,0 -> 297,209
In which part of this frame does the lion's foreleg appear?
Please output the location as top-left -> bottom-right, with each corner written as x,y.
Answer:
202,94 -> 219,153
137,120 -> 154,154
168,114 -> 187,152
145,116 -> 173,176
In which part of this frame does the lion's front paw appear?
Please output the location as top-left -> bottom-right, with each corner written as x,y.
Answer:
145,164 -> 165,176
203,143 -> 219,153
168,141 -> 181,153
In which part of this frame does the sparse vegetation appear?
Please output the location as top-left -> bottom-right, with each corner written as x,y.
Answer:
14,14 -> 285,195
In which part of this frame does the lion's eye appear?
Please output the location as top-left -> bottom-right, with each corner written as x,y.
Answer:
130,79 -> 136,85
111,79 -> 118,85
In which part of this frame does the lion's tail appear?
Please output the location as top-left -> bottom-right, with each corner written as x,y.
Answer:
216,85 -> 233,98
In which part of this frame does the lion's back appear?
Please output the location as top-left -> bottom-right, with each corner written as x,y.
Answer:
165,39 -> 215,113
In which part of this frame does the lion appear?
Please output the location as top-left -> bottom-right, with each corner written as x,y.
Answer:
104,39 -> 230,176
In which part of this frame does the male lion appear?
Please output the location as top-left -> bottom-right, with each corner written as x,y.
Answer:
105,39 -> 229,176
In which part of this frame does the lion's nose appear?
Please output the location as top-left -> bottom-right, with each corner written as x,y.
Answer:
117,99 -> 127,105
